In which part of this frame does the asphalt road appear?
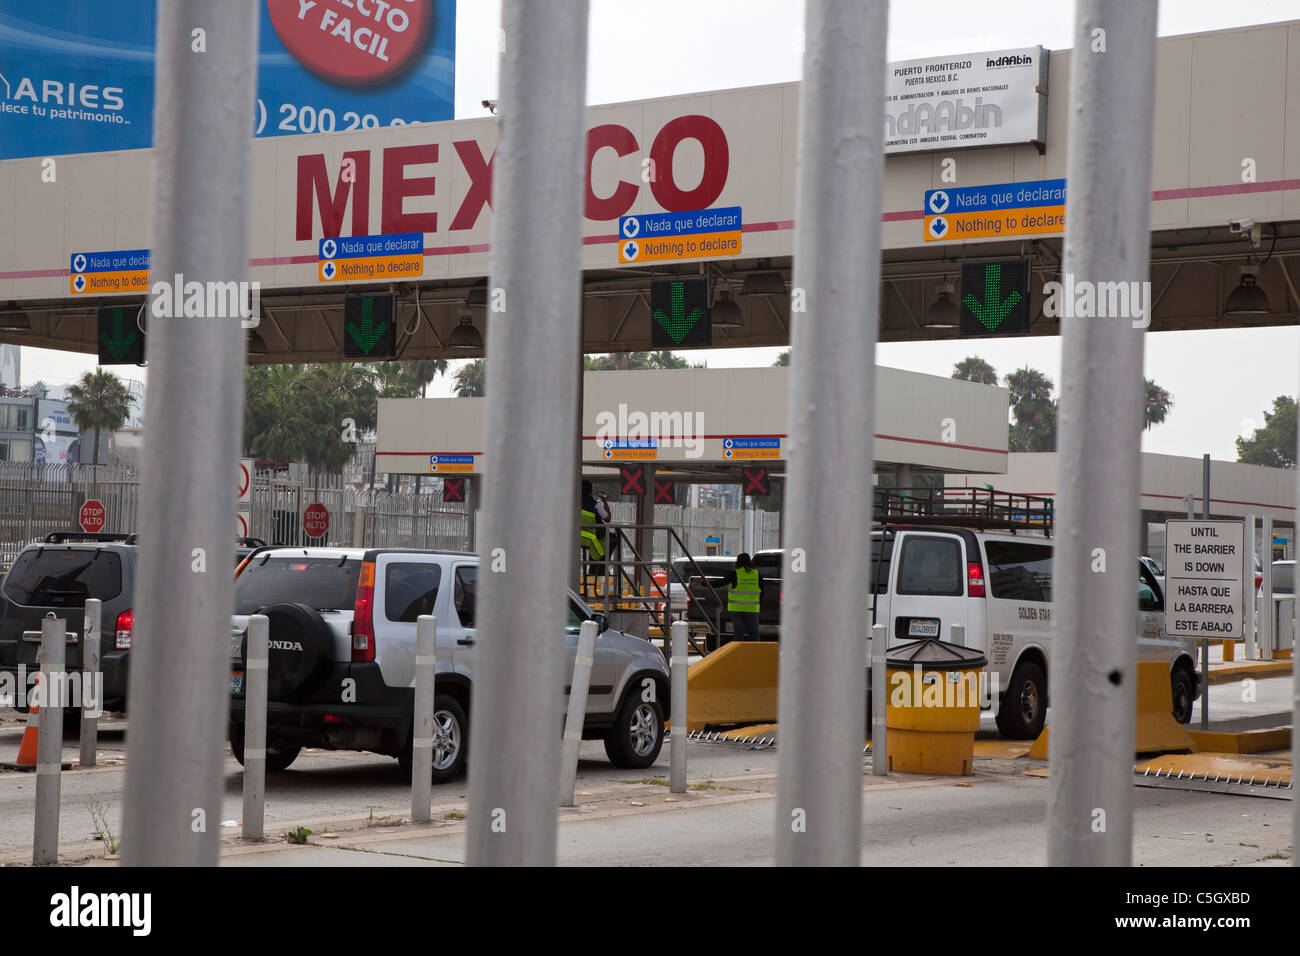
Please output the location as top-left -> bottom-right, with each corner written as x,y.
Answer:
0,673 -> 1293,867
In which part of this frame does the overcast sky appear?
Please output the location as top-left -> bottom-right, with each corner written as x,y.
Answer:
22,0 -> 1300,461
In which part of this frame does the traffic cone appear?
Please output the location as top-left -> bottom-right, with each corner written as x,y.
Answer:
10,673 -> 40,770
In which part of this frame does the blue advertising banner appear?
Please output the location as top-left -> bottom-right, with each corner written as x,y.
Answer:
0,0 -> 456,161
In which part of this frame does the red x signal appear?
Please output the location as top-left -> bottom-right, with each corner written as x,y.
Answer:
654,478 -> 674,504
442,478 -> 466,503
743,467 -> 769,496
620,465 -> 646,495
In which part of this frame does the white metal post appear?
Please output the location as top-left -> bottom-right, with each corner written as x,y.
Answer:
33,614 -> 65,866
122,0 -> 259,866
1048,0 -> 1158,867
559,620 -> 598,806
242,614 -> 268,841
466,0 -> 589,866
670,620 -> 688,793
411,615 -> 437,823
776,0 -> 887,867
79,598 -> 101,767
1261,516 -> 1274,659
1245,513 -> 1258,659
870,623 -> 887,777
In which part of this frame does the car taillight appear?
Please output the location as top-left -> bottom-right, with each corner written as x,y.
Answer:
351,560 -> 376,663
1256,572 -> 1263,593
115,608 -> 134,649
967,562 -> 986,597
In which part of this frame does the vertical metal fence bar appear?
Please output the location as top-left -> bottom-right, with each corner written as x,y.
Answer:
776,0 -> 886,867
1048,0 -> 1158,867
466,0 -> 589,867
122,0 -> 259,866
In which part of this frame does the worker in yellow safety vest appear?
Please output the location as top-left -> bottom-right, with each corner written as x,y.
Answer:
725,552 -> 762,642
580,480 -> 606,567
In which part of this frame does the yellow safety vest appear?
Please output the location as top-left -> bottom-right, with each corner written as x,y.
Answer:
728,567 -> 760,613
580,508 -> 605,559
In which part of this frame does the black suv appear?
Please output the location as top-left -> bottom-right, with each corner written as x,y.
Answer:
0,532 -> 139,715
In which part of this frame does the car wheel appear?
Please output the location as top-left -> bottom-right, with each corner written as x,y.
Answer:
1171,667 -> 1196,725
229,726 -> 302,772
399,694 -> 468,784
603,692 -> 664,769
995,661 -> 1047,740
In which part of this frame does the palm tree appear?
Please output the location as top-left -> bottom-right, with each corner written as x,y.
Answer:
64,369 -> 135,491
1143,379 -> 1174,430
244,364 -> 310,463
952,356 -> 998,385
1004,366 -> 1057,452
453,359 -> 486,397
404,359 -> 448,397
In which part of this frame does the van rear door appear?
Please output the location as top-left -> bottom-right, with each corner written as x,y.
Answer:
887,531 -> 970,648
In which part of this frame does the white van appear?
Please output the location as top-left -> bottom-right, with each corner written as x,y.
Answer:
869,524 -> 1199,739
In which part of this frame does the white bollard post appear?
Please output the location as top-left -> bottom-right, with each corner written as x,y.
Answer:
1245,514 -> 1258,660
559,620 -> 598,806
34,613 -> 65,866
871,624 -> 887,777
670,620 -> 688,793
242,614 -> 268,841
1261,516 -> 1274,660
412,615 -> 437,823
79,598 -> 102,768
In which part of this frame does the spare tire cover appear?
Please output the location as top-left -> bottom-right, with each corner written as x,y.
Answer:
241,602 -> 334,701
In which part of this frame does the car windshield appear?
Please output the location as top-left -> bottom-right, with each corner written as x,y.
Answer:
3,548 -> 123,607
234,556 -> 361,614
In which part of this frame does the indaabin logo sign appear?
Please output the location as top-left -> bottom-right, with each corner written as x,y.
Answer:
985,53 -> 1034,69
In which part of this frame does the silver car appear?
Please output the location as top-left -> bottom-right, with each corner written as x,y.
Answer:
228,548 -> 669,781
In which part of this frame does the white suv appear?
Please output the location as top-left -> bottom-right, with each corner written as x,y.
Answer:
228,547 -> 670,781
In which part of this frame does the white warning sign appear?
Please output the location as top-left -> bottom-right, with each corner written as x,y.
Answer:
1164,519 -> 1247,640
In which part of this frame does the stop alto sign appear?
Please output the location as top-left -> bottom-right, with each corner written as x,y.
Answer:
303,503 -> 329,539
80,499 -> 107,533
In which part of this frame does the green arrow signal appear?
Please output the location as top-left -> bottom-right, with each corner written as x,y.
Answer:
962,263 -> 1023,331
652,281 -> 703,344
346,297 -> 387,354
100,308 -> 138,361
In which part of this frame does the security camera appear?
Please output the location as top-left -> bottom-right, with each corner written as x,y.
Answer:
481,99 -> 498,114
1229,218 -> 1255,233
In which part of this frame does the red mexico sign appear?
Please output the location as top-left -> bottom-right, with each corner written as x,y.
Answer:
303,503 -> 330,538
80,499 -> 106,533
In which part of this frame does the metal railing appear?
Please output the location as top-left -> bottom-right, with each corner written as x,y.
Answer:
578,520 -> 728,657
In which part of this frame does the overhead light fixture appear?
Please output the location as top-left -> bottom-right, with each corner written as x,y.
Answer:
466,280 -> 488,306
1224,265 -> 1271,316
741,259 -> 786,297
923,281 -> 960,328
448,310 -> 483,350
710,289 -> 743,328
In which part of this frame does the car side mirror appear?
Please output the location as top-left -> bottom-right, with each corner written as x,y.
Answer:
593,612 -> 609,634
